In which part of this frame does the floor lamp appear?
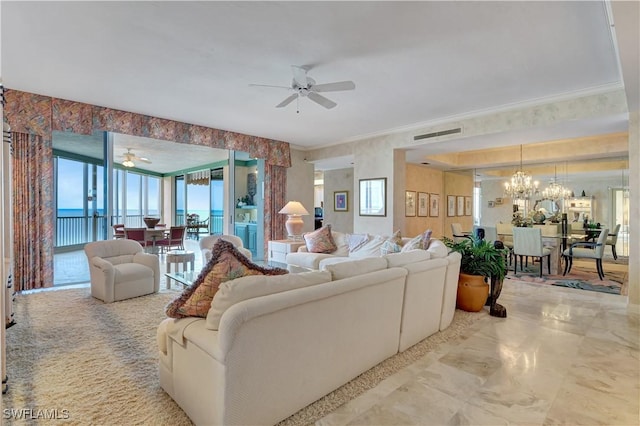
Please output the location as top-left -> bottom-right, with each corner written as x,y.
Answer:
279,201 -> 309,240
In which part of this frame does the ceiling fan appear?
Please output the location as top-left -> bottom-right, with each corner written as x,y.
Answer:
120,148 -> 151,168
250,65 -> 355,112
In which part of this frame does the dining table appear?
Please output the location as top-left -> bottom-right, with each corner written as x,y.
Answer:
144,226 -> 168,253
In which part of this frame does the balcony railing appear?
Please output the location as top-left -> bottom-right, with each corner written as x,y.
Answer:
56,213 -> 225,248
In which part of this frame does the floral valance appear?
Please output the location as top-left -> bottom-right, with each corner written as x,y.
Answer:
3,89 -> 291,167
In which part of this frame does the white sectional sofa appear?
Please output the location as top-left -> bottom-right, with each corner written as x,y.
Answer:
157,246 -> 461,426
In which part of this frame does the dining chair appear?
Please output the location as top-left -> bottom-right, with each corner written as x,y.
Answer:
563,228 -> 608,280
451,223 -> 467,243
606,224 -> 621,260
512,227 -> 551,277
123,227 -> 151,249
112,224 -> 125,239
473,226 -> 497,243
156,226 -> 186,252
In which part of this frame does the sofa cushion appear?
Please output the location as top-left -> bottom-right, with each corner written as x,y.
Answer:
383,249 -> 431,267
349,235 -> 387,259
401,229 -> 432,252
205,270 -> 332,330
426,239 -> 449,259
304,225 -> 337,253
165,240 -> 288,318
321,257 -> 388,280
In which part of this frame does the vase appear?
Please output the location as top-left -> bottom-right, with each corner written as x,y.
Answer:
456,273 -> 489,312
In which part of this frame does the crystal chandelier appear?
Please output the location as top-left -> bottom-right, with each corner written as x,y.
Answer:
504,145 -> 539,200
541,165 -> 570,200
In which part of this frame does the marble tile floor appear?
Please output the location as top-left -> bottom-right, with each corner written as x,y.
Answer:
316,280 -> 639,426
52,243 -> 638,425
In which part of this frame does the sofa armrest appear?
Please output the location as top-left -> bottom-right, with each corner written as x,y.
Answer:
297,246 -> 309,252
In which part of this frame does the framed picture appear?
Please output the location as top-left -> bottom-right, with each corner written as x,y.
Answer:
359,178 -> 387,216
488,200 -> 495,208
334,190 -> 348,212
418,192 -> 428,217
429,193 -> 440,217
447,195 -> 456,217
464,196 -> 472,216
494,197 -> 503,205
405,191 -> 416,217
457,196 -> 464,216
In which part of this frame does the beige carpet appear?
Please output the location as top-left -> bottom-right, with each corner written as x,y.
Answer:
3,288 -> 482,425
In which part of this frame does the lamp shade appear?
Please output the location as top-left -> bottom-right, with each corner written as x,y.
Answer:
279,201 -> 309,240
278,201 -> 309,216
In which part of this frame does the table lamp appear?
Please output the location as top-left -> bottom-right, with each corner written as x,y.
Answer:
279,201 -> 309,240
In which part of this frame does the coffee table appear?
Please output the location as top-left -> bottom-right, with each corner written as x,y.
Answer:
165,270 -> 197,288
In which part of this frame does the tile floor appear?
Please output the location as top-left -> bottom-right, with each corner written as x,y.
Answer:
315,280 -> 639,425
53,243 -> 638,425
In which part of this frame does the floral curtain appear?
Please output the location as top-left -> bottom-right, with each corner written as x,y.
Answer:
264,165 -> 287,253
12,132 -> 54,291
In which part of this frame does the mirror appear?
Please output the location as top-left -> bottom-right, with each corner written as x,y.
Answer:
359,178 -> 387,216
533,199 -> 560,215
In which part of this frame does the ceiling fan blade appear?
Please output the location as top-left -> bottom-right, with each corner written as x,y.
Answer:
291,65 -> 308,88
307,92 -> 337,109
136,157 -> 152,163
311,81 -> 356,93
249,83 -> 291,90
276,94 -> 298,108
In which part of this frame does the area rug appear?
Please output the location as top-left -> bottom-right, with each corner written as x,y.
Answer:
506,259 -> 626,295
4,287 -> 482,426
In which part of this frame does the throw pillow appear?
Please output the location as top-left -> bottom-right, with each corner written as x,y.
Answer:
165,240 -> 288,318
401,229 -> 433,252
348,235 -> 387,258
346,233 -> 370,252
380,230 -> 403,255
304,225 -> 337,253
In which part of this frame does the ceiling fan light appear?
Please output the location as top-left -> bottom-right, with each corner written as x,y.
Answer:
122,159 -> 135,168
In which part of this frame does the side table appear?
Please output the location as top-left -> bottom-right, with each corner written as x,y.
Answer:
166,250 -> 195,289
268,240 -> 306,264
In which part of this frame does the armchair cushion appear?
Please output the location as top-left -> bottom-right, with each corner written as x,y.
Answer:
166,240 -> 287,318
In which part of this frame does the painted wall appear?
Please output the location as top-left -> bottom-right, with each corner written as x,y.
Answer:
322,168 -> 354,233
287,149 -> 315,234
404,164 -> 445,238
443,171 -> 474,239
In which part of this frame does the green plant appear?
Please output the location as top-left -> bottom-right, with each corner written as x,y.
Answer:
443,236 -> 508,281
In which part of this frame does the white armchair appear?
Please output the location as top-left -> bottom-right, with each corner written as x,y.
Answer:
84,239 -> 160,303
199,234 -> 252,264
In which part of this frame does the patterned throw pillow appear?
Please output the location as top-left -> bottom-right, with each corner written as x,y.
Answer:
380,230 -> 403,255
165,240 -> 288,318
304,225 -> 337,253
401,229 -> 433,252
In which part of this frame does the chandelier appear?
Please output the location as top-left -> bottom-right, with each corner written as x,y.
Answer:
541,165 -> 571,200
504,145 -> 538,200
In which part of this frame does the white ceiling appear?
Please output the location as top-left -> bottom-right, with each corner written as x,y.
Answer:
1,1 -> 636,174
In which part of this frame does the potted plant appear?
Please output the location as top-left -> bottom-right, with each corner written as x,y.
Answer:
443,236 -> 507,313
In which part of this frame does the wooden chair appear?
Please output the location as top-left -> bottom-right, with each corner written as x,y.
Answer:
563,228 -> 608,280
112,224 -> 125,239
156,226 -> 186,252
512,227 -> 551,277
123,227 -> 152,249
